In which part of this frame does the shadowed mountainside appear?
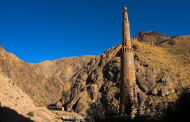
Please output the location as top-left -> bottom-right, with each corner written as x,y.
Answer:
0,106 -> 35,122
0,31 -> 190,115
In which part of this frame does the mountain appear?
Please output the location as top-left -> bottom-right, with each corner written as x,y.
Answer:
0,31 -> 190,116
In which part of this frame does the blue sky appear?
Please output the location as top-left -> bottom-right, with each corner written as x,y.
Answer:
0,0 -> 189,63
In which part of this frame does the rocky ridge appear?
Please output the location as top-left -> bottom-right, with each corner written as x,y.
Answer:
134,31 -> 171,46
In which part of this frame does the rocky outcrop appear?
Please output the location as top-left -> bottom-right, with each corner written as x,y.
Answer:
134,31 -> 171,46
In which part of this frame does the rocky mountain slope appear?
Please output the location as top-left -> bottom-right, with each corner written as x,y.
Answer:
0,73 -> 61,122
0,46 -> 94,107
0,31 -> 190,116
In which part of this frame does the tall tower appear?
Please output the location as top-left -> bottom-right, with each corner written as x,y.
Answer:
119,7 -> 138,119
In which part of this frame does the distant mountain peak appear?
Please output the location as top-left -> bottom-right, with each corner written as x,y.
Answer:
134,31 -> 171,46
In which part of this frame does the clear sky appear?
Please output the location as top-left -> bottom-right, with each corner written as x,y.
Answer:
0,0 -> 189,63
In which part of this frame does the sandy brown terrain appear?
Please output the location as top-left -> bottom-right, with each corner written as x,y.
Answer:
0,73 -> 61,122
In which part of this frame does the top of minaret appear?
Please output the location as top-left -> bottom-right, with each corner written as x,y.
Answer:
123,7 -> 127,12
123,7 -> 129,22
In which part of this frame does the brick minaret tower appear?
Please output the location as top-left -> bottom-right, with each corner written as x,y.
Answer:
119,7 -> 138,119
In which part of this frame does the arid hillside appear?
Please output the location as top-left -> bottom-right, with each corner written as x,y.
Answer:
0,46 -> 94,107
0,73 -> 61,122
0,31 -> 190,115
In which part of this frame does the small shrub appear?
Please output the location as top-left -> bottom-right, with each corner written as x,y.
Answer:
55,116 -> 61,120
27,112 -> 34,117
16,97 -> 19,100
12,83 -> 14,86
69,109 -> 74,112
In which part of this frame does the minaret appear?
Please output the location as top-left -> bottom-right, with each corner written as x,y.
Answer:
119,7 -> 138,119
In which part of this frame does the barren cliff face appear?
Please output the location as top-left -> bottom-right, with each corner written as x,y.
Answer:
1,31 -> 190,115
